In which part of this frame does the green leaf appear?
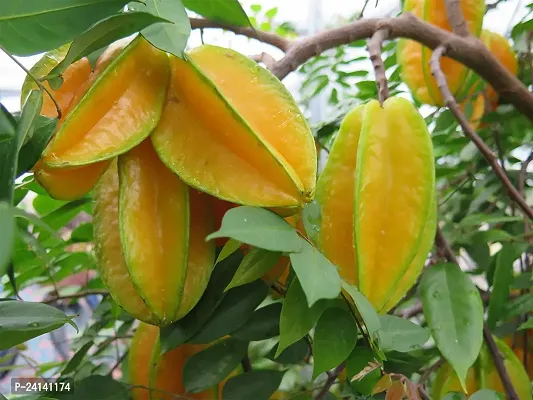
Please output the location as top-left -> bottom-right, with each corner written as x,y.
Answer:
183,337 -> 249,393
267,338 -> 309,364
207,206 -> 302,252
17,90 -> 43,150
225,248 -> 281,291
346,346 -> 381,396
301,200 -> 321,243
487,245 -> 518,329
0,104 -> 18,201
133,0 -> 191,58
46,12 -> 169,80
216,238 -> 243,264
222,370 -> 285,400
182,0 -> 252,26
0,202 -> 14,276
160,250 -> 243,353
0,301 -> 78,350
420,263 -> 483,391
342,283 -> 381,340
442,393 -> 466,400
232,302 -> 282,341
188,279 -> 268,344
312,307 -> 358,379
460,214 -> 522,226
0,1 -> 130,56
470,389 -> 504,400
57,375 -> 128,400
518,319 -> 533,330
277,279 -> 329,357
504,293 -> 533,319
378,315 -> 430,353
61,341 -> 93,375
70,223 -> 94,242
17,116 -> 57,176
289,240 -> 341,307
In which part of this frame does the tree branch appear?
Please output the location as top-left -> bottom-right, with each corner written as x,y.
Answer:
367,28 -> 391,105
250,52 -> 277,70
483,324 -> 520,400
444,0 -> 470,37
189,18 -> 290,52
43,289 -> 108,304
435,225 -> 459,264
429,44 -> 533,220
316,363 -> 345,400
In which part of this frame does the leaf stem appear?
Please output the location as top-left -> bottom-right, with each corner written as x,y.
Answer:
0,46 -> 62,119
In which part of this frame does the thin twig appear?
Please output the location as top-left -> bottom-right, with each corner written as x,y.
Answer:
483,324 -> 520,400
367,28 -> 391,105
359,0 -> 371,19
189,18 -> 290,51
435,225 -> 459,265
315,362 -> 345,400
43,290 -> 108,304
109,350 -> 128,375
419,358 -> 445,385
430,44 -> 533,220
0,46 -> 62,119
443,0 -> 470,37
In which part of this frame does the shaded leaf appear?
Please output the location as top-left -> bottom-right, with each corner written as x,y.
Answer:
232,302 -> 282,341
0,202 -> 14,277
216,238 -> 242,264
267,338 -> 309,364
207,206 -> 302,252
0,104 -> 18,201
188,279 -> 268,344
225,248 -> 281,291
222,370 -> 285,400
160,251 -> 243,353
470,389 -> 504,400
487,245 -> 518,329
61,341 -> 93,375
183,337 -> 248,393
277,279 -> 329,356
420,263 -> 483,390
313,307 -> 358,379
57,375 -> 128,400
17,116 -> 57,176
0,301 -> 78,350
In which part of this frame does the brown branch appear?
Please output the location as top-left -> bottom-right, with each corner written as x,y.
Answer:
266,13 -> 533,123
43,289 -> 108,304
483,324 -> 520,400
189,18 -> 290,52
367,28 -> 391,105
429,44 -> 533,220
315,363 -> 345,400
444,0 -> 470,37
419,358 -> 445,385
435,225 -> 459,264
250,52 -> 276,70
